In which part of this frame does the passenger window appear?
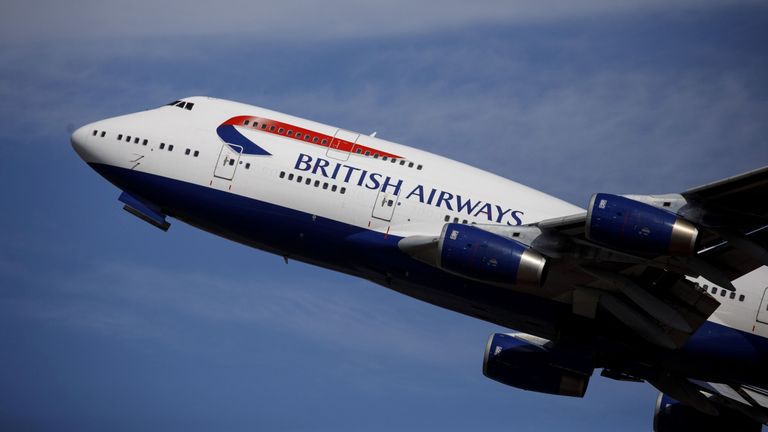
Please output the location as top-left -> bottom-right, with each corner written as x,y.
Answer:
193,150 -> 199,157
453,217 -> 459,223
444,215 -> 450,222
387,199 -> 393,206
321,139 -> 328,145
287,130 -> 293,137
296,133 -> 302,139
288,173 -> 294,180
126,136 -> 131,141
365,151 -> 371,156
710,287 -> 716,294
340,187 -> 346,194
245,163 -> 251,169
356,148 -> 362,154
739,295 -> 745,302
720,290 -> 726,297
314,180 -> 320,187
244,120 -> 250,125
261,124 -> 267,129
270,126 -> 276,131
142,139 -> 148,145
730,292 -> 735,299
134,138 -> 139,144
185,103 -> 194,110
312,137 -> 318,143
253,122 -> 258,128
279,171 -> 285,178
323,183 -> 328,190
228,159 -> 234,166
278,128 -> 285,134
305,178 -> 311,185
400,160 -> 405,165
331,185 -> 337,192
101,131 -> 106,138
92,130 -> 97,136
305,135 -> 311,141
373,154 -> 379,159
408,162 -> 414,168
159,143 -> 165,149
168,145 -> 174,151
185,148 -> 191,155
383,156 -> 388,161
118,134 -> 123,140
390,158 -> 396,163
297,175 -> 303,182
417,164 -> 423,170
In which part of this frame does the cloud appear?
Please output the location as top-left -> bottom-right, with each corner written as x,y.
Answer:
5,255 -> 479,370
4,0 -> 764,44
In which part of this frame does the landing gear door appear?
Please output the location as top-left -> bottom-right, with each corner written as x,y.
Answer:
214,144 -> 242,180
372,187 -> 400,222
326,129 -> 359,161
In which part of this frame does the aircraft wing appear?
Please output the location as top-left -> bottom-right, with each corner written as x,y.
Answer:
399,165 -> 768,350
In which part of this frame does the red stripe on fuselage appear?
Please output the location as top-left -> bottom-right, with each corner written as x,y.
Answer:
222,116 -> 401,159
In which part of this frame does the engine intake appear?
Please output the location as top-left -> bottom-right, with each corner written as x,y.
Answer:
439,224 -> 547,288
586,193 -> 698,256
482,333 -> 590,397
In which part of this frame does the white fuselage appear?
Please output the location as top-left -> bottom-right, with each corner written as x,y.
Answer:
70,96 -> 768,342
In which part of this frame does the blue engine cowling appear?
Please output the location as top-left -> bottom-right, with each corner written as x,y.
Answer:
586,193 -> 698,256
654,393 -> 761,432
482,333 -> 590,397
439,224 -> 548,288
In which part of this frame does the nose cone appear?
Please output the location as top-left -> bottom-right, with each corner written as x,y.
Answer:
71,125 -> 93,162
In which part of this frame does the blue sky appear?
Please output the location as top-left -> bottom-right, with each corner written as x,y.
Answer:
1,1 -> 767,431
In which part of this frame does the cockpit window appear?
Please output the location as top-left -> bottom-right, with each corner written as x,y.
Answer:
165,100 -> 195,111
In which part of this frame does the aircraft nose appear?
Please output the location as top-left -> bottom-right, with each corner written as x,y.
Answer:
70,125 -> 93,162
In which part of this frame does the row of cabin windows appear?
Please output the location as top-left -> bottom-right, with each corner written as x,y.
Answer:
244,119 -> 330,145
108,131 -> 200,157
117,133 -> 148,146
167,100 -> 195,110
362,150 -> 422,170
700,283 -> 745,302
279,171 -> 346,194
444,215 -> 472,225
241,119 -> 423,171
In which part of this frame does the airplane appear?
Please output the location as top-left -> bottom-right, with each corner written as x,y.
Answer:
71,96 -> 768,431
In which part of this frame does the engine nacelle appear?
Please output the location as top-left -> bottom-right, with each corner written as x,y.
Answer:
586,193 -> 698,256
439,224 -> 547,288
654,393 -> 761,432
482,333 -> 590,397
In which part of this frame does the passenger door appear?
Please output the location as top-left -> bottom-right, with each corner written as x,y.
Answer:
214,144 -> 242,180
756,287 -> 768,324
326,129 -> 359,161
371,186 -> 400,222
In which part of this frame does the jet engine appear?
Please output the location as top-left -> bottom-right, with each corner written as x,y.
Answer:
586,193 -> 698,256
653,393 -> 761,432
482,333 -> 590,397
439,223 -> 548,288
